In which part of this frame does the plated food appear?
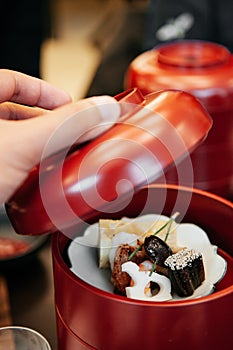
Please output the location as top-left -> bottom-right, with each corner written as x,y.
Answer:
68,213 -> 227,301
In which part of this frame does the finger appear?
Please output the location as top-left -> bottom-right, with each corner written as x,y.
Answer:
10,95 -> 121,169
0,102 -> 48,120
0,69 -> 72,109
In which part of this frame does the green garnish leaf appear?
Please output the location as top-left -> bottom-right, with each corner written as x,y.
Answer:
128,212 -> 180,261
164,211 -> 179,242
149,260 -> 157,276
128,245 -> 142,261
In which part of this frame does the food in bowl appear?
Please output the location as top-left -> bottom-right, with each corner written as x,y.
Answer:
68,213 -> 227,301
105,213 -> 205,298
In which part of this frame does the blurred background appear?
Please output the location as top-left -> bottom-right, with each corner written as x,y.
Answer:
0,0 -> 148,101
41,0 -> 147,100
1,0 -> 233,101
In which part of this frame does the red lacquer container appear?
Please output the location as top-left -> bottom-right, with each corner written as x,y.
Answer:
52,184 -> 233,350
125,40 -> 233,199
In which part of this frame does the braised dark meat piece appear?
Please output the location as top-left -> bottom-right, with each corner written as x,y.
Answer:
144,235 -> 173,265
112,244 -> 146,295
165,248 -> 205,297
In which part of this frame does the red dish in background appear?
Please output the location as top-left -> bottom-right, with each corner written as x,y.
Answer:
0,206 -> 48,269
0,237 -> 29,259
125,40 -> 233,199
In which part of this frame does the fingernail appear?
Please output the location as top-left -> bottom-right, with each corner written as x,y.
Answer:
90,96 -> 121,123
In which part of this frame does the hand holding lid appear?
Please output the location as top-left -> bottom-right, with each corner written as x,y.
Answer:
6,88 -> 212,236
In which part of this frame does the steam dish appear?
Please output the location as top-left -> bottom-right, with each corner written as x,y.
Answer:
68,214 -> 227,301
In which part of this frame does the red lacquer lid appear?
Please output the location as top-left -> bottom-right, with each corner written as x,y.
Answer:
5,88 -> 212,236
157,40 -> 230,68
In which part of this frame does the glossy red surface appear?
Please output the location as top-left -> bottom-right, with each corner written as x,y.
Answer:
52,185 -> 233,350
125,40 -> 233,198
0,237 -> 29,259
6,89 -> 211,236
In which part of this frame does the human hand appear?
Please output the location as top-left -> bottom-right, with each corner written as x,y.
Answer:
0,70 -> 120,204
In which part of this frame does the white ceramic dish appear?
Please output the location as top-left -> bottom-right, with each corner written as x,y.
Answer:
68,214 -> 227,301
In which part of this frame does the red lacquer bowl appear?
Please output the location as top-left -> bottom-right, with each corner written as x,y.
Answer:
52,184 -> 233,350
6,88 -> 211,236
125,40 -> 233,198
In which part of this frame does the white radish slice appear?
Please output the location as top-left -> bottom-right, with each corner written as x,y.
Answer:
122,261 -> 172,301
